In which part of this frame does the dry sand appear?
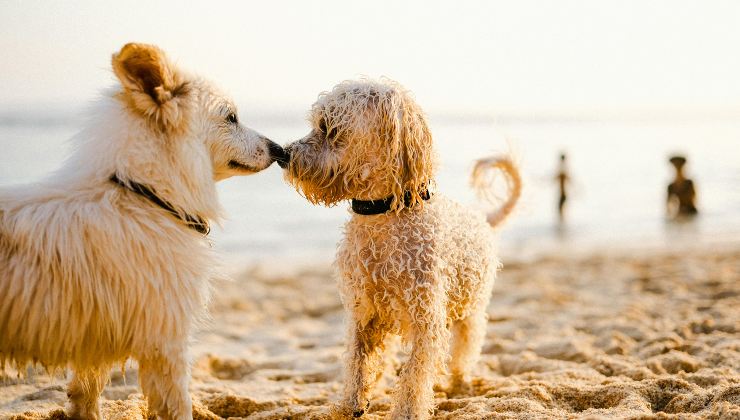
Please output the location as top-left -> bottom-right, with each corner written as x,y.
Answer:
1,248 -> 738,419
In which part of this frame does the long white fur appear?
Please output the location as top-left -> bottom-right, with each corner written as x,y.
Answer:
0,43 -> 276,420
283,78 -> 522,419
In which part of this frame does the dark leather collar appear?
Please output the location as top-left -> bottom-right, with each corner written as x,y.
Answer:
110,174 -> 210,235
351,188 -> 431,216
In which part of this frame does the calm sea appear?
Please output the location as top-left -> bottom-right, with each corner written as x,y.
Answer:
1,109 -> 739,265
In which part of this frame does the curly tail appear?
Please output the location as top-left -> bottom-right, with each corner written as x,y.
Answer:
470,156 -> 522,228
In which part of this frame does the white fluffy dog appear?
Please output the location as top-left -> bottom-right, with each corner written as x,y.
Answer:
0,43 -> 285,420
281,79 -> 521,419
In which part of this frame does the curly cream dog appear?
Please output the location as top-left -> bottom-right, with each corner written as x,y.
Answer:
0,43 -> 284,420
281,79 -> 521,419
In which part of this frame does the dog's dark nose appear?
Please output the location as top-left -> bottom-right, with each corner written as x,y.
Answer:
267,140 -> 290,169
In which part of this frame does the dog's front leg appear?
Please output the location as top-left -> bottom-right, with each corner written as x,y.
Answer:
390,287 -> 449,420
138,345 -> 193,420
340,315 -> 387,418
66,365 -> 110,420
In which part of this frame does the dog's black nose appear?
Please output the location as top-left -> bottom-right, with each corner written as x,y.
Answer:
267,140 -> 290,168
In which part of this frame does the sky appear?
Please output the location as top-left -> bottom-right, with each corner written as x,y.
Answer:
1,0 -> 740,117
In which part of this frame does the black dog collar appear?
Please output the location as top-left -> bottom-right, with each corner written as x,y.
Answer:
110,174 -> 210,235
351,188 -> 432,216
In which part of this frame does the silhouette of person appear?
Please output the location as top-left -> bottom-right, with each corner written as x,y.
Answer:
667,155 -> 698,218
555,153 -> 569,222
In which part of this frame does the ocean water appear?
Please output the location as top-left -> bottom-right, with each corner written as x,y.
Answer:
1,111 -> 739,265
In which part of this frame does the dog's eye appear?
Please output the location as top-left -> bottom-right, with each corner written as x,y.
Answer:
226,113 -> 238,124
318,119 -> 339,139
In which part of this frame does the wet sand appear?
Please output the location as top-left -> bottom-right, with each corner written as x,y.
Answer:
2,248 -> 739,419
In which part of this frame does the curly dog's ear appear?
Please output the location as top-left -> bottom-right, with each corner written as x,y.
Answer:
383,88 -> 435,211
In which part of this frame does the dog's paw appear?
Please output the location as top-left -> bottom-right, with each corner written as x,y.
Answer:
66,403 -> 102,420
451,381 -> 473,397
441,376 -> 473,397
327,403 -> 352,419
329,400 -> 370,419
352,400 -> 370,418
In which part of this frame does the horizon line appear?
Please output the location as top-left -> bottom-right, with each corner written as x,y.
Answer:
0,102 -> 738,126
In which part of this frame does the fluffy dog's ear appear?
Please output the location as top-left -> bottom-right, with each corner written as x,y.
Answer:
112,43 -> 189,133
386,89 -> 435,211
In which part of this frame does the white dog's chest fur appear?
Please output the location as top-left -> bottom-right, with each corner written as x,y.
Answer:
0,187 -> 215,369
336,195 -> 500,331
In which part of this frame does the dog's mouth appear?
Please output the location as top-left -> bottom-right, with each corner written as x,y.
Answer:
276,157 -> 290,169
228,160 -> 260,173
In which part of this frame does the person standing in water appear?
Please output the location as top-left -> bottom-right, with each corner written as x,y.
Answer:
555,153 -> 570,222
667,155 -> 698,218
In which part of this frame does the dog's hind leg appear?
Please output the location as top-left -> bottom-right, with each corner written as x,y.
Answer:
390,285 -> 449,420
66,365 -> 110,420
448,308 -> 487,393
138,346 -> 192,420
340,315 -> 388,418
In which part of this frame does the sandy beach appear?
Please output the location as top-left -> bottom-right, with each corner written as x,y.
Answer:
1,246 -> 738,419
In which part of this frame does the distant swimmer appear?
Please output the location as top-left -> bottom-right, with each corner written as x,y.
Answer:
667,155 -> 698,218
555,153 -> 570,222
